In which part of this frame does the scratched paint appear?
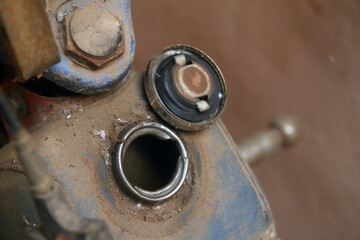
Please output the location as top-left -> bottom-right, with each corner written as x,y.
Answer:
43,0 -> 135,95
0,72 -> 275,239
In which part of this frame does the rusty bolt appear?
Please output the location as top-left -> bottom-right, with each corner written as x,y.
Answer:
172,55 -> 213,112
64,3 -> 125,68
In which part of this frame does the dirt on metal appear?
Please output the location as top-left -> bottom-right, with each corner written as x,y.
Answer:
72,91 -> 196,223
0,71 -> 272,239
0,0 -> 60,81
64,3 -> 126,68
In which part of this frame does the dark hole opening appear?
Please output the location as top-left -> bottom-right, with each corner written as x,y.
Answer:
198,95 -> 208,101
21,77 -> 79,97
123,134 -> 180,191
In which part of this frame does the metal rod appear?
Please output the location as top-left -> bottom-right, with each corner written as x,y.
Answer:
237,115 -> 301,166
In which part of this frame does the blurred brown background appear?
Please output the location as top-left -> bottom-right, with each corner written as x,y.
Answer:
131,1 -> 360,239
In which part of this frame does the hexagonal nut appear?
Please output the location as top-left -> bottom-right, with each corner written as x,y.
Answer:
63,4 -> 125,68
172,62 -> 214,103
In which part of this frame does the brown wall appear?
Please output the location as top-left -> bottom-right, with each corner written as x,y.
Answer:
131,1 -> 360,239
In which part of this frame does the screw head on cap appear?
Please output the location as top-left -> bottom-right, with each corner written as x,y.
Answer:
172,61 -> 213,104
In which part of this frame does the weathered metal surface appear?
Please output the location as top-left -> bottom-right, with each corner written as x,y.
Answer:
0,75 -> 128,145
145,45 -> 227,131
172,61 -> 213,103
115,122 -> 189,202
65,3 -> 126,68
43,0 -> 135,94
0,71 -> 276,239
69,3 -> 123,57
237,116 -> 301,166
0,0 -> 60,82
0,79 -> 89,130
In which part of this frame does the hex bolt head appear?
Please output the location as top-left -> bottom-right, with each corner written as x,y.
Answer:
172,56 -> 213,111
64,3 -> 126,68
70,4 -> 122,57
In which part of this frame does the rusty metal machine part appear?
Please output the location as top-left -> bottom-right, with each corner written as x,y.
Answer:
0,71 -> 277,239
0,90 -> 113,239
145,45 -> 227,131
0,1 -> 286,238
69,3 -> 122,57
0,0 -> 60,82
115,122 -> 189,202
237,115 -> 301,166
42,0 -> 135,94
172,56 -> 213,105
64,2 -> 126,68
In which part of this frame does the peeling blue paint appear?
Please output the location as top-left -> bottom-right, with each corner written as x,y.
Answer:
81,152 -> 96,165
99,156 -> 115,206
43,0 -> 135,95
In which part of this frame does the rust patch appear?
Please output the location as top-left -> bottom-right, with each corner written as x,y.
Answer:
64,5 -> 125,69
172,62 -> 213,103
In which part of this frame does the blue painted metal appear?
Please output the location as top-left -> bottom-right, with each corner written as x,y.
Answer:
43,0 -> 135,95
97,120 -> 274,239
0,72 -> 276,239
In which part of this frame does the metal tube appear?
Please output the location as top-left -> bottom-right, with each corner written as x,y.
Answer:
0,90 -> 52,194
238,129 -> 283,166
13,128 -> 52,195
237,115 -> 301,166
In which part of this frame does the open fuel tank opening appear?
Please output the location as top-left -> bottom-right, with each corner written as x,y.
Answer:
115,122 -> 189,202
123,135 -> 179,191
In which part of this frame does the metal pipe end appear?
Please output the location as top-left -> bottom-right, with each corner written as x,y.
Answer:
115,122 -> 189,202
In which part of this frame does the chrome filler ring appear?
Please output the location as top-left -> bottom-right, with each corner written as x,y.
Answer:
115,122 -> 188,202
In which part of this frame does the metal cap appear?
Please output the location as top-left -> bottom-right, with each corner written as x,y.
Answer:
144,45 -> 227,131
